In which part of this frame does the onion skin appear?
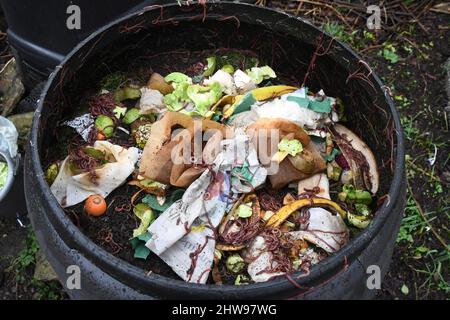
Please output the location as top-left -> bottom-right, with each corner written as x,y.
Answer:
288,149 -> 315,173
147,72 -> 173,95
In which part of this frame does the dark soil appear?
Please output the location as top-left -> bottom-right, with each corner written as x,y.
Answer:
0,1 -> 448,300
66,184 -> 181,280
266,1 -> 450,300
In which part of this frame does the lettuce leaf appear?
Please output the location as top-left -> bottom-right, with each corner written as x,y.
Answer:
132,203 -> 156,238
186,82 -> 223,116
278,138 -> 303,157
246,66 -> 276,84
0,162 -> 8,190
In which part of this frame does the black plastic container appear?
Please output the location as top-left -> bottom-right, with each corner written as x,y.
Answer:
0,0 -> 158,87
25,2 -> 405,299
0,0 -> 255,88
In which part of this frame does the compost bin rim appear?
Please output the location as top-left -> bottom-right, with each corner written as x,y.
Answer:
29,1 -> 405,296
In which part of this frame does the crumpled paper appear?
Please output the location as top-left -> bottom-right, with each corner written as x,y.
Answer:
297,173 -> 330,199
243,206 -> 348,282
290,207 -> 349,253
139,111 -> 231,188
145,128 -> 267,283
50,141 -> 139,207
0,116 -> 18,159
62,113 -> 94,142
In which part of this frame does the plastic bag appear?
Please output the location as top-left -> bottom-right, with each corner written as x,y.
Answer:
0,116 -> 19,159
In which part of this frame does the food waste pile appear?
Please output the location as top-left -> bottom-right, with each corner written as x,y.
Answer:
44,52 -> 380,285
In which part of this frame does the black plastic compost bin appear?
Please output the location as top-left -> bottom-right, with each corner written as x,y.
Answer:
25,2 -> 406,299
0,0 -> 255,88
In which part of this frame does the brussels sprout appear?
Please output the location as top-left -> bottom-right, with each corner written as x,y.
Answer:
94,115 -> 115,138
45,163 -> 59,185
123,108 -> 141,125
221,64 -> 234,74
114,86 -> 141,102
236,203 -> 253,218
339,184 -> 372,205
226,254 -> 245,274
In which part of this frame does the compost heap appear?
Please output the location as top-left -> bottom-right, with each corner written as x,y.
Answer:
47,54 -> 380,285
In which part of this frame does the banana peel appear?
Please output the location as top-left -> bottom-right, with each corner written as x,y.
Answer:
266,198 -> 347,228
208,95 -> 236,119
223,85 -> 297,119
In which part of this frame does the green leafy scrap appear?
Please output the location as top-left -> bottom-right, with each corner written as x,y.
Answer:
236,203 -> 253,218
0,161 -> 8,190
278,138 -> 303,157
186,82 -> 223,116
132,203 -> 156,238
246,66 -> 276,84
142,189 -> 185,213
130,232 -> 152,260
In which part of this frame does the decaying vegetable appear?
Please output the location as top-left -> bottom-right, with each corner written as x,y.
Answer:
45,163 -> 59,185
0,161 -> 8,190
132,203 -> 156,237
331,124 -> 379,195
338,184 -> 372,205
147,73 -> 174,95
84,194 -> 107,217
95,115 -> 115,138
128,176 -> 168,196
266,197 -> 347,228
226,254 -> 245,273
327,161 -> 342,181
114,86 -> 141,102
134,123 -> 152,148
123,108 -> 141,125
203,56 -> 217,77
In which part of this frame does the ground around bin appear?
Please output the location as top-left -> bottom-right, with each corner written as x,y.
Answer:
0,1 -> 448,300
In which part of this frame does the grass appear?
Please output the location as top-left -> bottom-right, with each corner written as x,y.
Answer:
396,195 -> 430,244
318,15 -> 449,299
6,228 -> 64,300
